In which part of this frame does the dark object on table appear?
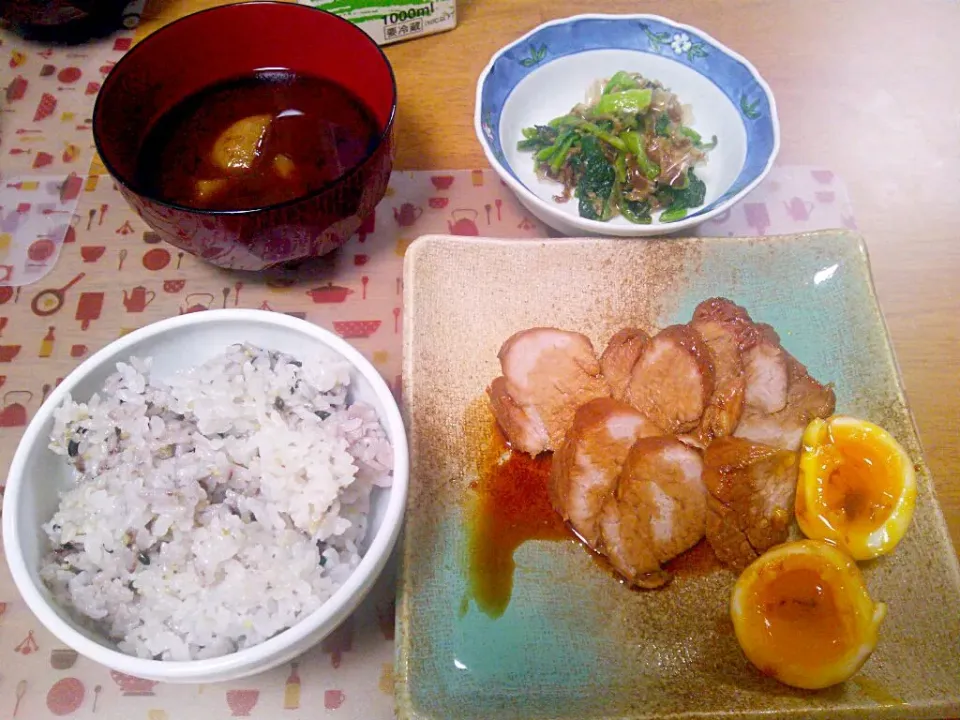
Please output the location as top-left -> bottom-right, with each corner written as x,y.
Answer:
93,2 -> 397,272
0,0 -> 131,42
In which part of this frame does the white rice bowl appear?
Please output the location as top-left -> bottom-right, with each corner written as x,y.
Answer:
41,343 -> 392,661
3,310 -> 407,683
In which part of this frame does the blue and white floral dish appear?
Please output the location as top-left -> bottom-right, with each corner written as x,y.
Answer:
474,14 -> 780,237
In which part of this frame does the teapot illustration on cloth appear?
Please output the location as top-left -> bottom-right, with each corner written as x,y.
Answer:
122,286 -> 156,313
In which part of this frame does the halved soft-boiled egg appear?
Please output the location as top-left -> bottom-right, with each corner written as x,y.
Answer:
731,540 -> 886,689
797,415 -> 916,560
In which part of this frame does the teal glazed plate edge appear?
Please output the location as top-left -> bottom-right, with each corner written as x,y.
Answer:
398,230 -> 960,720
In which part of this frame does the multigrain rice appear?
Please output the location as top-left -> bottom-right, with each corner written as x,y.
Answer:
40,343 -> 392,660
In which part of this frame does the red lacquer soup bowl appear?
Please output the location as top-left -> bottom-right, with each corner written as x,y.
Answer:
93,2 -> 396,271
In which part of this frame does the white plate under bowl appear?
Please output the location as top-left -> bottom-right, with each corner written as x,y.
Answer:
2,309 -> 409,683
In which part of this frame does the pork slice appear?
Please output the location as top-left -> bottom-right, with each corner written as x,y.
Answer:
742,336 -> 789,413
598,437 -> 706,588
600,328 -> 650,402
625,325 -> 715,434
487,327 -> 610,455
690,318 -> 746,444
693,301 -> 786,416
692,297 -> 756,332
488,376 -> 549,455
550,398 -> 662,548
735,352 -> 836,452
704,436 -> 799,570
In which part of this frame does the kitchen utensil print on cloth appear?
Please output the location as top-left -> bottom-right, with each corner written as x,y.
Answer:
123,286 -> 155,312
784,197 -> 814,222
0,390 -> 33,428
357,211 -> 376,243
284,662 -> 301,710
448,208 -> 479,235
13,680 -> 27,717
49,647 -> 79,669
142,248 -> 170,271
744,202 -> 771,235
180,293 -> 215,314
46,677 -> 85,716
110,671 -> 157,696
392,203 -> 422,227
28,237 -> 57,263
76,291 -> 104,329
15,629 -> 39,654
31,272 -> 84,316
38,326 -> 55,357
307,283 -> 353,303
325,689 -> 346,710
80,246 -> 106,262
0,343 -> 21,361
333,320 -> 381,339
226,689 -> 260,717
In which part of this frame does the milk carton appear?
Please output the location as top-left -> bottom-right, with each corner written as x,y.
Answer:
303,0 -> 457,46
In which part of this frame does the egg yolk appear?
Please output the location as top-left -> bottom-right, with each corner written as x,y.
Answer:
731,540 -> 886,690
819,430 -> 898,529
746,566 -> 850,668
797,416 -> 916,560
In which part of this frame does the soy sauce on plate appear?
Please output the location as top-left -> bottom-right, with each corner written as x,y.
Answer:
136,70 -> 380,211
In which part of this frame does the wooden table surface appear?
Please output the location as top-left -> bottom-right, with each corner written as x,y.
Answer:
139,0 -> 960,556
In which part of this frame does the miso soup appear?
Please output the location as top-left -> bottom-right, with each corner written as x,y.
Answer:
136,70 -> 380,211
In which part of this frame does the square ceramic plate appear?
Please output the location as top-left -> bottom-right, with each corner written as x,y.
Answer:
397,231 -> 960,720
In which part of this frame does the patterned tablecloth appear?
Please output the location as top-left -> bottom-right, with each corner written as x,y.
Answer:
0,15 -> 859,720
0,164 -> 854,720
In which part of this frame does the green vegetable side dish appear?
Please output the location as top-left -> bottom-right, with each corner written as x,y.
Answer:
517,71 -> 718,224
